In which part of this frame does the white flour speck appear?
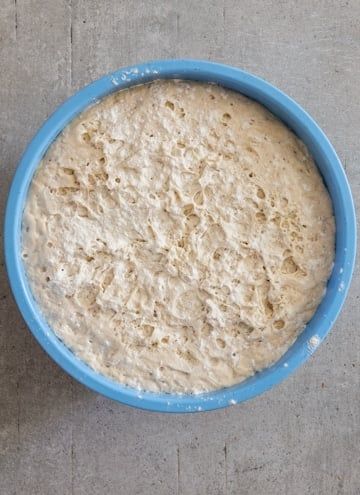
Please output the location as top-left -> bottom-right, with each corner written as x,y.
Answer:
110,76 -> 120,86
308,335 -> 320,353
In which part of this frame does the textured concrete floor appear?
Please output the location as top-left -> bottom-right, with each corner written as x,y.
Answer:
1,1 -> 359,494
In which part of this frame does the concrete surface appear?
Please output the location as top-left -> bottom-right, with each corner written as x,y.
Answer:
0,1 -> 359,494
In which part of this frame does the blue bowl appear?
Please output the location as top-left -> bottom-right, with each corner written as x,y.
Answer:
4,60 -> 356,412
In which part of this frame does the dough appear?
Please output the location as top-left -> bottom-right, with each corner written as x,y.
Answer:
22,80 -> 335,393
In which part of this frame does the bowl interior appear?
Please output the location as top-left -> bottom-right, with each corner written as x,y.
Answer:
4,60 -> 356,412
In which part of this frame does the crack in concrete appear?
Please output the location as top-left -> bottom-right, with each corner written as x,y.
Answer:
177,446 -> 180,494
224,443 -> 227,494
14,0 -> 18,41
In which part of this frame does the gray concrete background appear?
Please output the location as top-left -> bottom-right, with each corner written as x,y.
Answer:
0,1 -> 359,494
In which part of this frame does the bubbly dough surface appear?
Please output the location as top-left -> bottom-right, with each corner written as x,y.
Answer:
22,80 -> 335,393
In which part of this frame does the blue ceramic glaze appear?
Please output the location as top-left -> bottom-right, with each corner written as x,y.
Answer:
4,60 -> 356,412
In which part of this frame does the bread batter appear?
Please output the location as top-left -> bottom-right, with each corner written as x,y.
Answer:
22,80 -> 335,393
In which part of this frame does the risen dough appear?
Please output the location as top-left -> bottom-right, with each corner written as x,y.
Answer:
22,80 -> 335,393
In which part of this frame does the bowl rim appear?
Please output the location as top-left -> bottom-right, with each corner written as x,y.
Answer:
4,59 -> 356,413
